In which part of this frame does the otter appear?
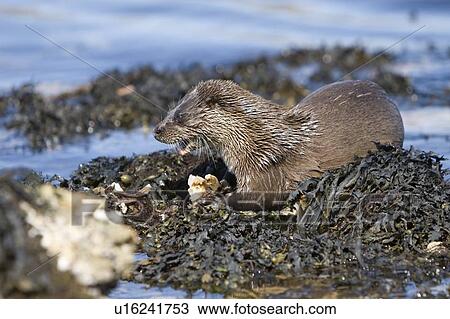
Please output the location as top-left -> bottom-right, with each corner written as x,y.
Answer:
154,79 -> 404,196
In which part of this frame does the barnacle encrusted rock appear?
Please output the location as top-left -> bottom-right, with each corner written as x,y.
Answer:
24,185 -> 138,286
0,177 -> 137,297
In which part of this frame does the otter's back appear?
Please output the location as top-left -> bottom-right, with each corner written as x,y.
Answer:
294,80 -> 404,170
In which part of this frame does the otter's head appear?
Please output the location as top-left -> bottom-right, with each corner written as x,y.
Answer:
154,79 -> 246,154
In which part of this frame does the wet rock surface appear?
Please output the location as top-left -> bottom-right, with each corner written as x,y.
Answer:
66,146 -> 450,298
0,175 -> 138,298
0,46 -> 416,150
0,178 -> 88,297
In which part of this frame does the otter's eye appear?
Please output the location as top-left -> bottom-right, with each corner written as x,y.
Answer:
205,95 -> 220,107
173,111 -> 183,123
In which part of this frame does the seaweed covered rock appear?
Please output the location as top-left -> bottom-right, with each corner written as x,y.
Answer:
0,176 -> 138,298
288,145 -> 449,255
134,147 -> 448,297
70,146 -> 449,297
69,150 -> 233,197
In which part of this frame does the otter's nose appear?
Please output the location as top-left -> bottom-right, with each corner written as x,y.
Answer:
154,125 -> 163,136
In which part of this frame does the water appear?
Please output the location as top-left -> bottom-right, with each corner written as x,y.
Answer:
0,128 -> 166,177
401,107 -> 450,169
1,0 -> 450,92
0,0 -> 449,298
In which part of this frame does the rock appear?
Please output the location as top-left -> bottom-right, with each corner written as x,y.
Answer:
0,176 -> 137,297
0,177 -> 88,297
120,174 -> 133,185
116,85 -> 136,97
28,185 -> 138,286
426,241 -> 448,256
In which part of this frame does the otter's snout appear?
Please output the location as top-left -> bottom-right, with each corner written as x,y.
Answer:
153,123 -> 165,141
153,124 -> 163,135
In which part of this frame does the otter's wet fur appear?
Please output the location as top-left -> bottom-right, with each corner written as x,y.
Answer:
154,79 -> 404,193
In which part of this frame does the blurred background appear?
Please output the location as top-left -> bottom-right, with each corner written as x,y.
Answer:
0,0 -> 449,176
